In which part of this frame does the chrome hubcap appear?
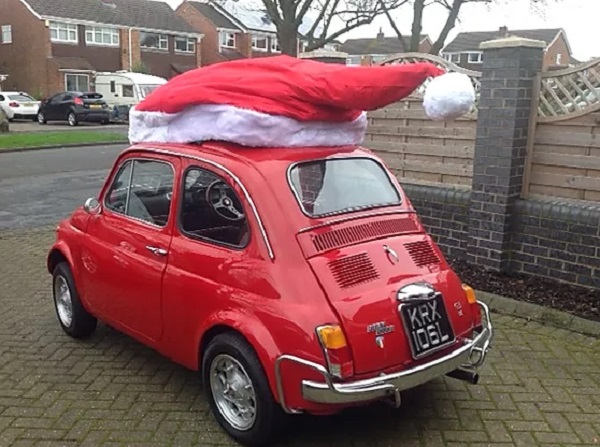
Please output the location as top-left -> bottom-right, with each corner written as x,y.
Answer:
38,113 -> 44,123
54,275 -> 73,327
209,354 -> 257,431
68,114 -> 75,125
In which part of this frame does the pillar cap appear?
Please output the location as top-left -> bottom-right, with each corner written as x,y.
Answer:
479,36 -> 546,50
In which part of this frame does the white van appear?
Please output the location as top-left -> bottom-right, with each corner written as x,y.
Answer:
94,71 -> 167,122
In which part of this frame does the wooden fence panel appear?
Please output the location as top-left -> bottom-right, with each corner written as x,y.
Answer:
529,112 -> 600,201
365,98 -> 477,187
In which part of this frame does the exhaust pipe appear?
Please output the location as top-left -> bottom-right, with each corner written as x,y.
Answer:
446,368 -> 479,385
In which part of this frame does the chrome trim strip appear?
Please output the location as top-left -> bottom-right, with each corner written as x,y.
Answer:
274,302 -> 493,412
128,146 -> 275,260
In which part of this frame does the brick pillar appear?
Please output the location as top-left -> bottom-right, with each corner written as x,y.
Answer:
467,37 -> 545,272
119,29 -> 141,71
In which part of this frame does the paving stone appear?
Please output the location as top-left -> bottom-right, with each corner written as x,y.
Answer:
0,226 -> 599,446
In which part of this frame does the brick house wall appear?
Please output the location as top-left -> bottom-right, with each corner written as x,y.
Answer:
543,33 -> 570,68
0,0 -> 50,97
51,26 -> 121,72
140,34 -> 198,79
119,29 -> 142,71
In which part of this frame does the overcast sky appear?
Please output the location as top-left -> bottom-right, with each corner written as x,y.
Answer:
163,0 -> 598,61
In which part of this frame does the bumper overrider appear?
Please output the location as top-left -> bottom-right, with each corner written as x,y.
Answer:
275,301 -> 493,414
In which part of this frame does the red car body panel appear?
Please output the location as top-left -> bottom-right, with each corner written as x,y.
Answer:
48,142 -> 487,414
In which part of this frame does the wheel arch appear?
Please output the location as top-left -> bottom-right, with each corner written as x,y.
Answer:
47,244 -> 75,275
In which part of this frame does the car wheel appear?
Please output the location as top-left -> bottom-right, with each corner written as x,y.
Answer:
37,112 -> 47,124
52,262 -> 97,338
202,332 -> 286,447
67,112 -> 78,126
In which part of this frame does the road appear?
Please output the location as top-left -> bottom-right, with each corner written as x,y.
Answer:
0,145 -> 599,446
0,144 -> 126,229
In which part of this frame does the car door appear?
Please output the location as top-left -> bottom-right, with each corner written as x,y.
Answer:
80,153 -> 180,342
44,93 -> 63,120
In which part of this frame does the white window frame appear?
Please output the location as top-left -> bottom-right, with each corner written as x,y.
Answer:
85,26 -> 119,46
140,32 -> 168,51
270,36 -> 280,53
50,21 -> 78,44
556,53 -> 562,65
467,52 -> 483,64
251,34 -> 268,51
175,36 -> 195,53
1,25 -> 12,44
449,53 -> 460,63
219,31 -> 235,49
64,73 -> 89,92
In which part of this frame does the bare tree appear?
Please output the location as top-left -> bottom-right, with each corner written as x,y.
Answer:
379,0 -> 555,55
260,0 -> 410,55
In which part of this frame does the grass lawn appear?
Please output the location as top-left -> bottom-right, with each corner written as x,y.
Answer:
0,131 -> 127,150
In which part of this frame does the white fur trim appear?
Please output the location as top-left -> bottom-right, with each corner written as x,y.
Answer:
128,104 -> 368,147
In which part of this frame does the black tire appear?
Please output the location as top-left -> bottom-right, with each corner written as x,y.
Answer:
37,112 -> 47,124
67,112 -> 78,126
202,332 -> 286,447
52,262 -> 97,338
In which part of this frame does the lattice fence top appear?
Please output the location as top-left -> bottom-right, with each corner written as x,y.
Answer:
538,58 -> 600,122
378,52 -> 482,113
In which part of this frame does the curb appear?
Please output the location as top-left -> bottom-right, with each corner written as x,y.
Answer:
476,290 -> 600,338
0,140 -> 129,154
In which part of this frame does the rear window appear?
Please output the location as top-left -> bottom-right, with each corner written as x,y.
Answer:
81,92 -> 103,99
8,94 -> 35,101
288,158 -> 401,217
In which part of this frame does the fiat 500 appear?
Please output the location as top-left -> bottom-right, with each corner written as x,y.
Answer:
48,142 -> 493,446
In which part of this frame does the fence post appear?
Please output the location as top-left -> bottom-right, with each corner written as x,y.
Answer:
467,36 -> 545,272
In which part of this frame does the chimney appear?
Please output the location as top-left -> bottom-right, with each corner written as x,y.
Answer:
377,27 -> 384,42
499,26 -> 508,37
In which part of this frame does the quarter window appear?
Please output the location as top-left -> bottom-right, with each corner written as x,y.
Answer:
50,21 -> 78,43
140,32 -> 168,50
180,168 -> 249,248
105,159 -> 174,227
85,26 -> 119,46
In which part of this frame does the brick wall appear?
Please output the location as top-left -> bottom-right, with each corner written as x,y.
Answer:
176,2 -> 226,66
544,32 -> 570,68
0,0 -> 50,96
119,29 -> 142,71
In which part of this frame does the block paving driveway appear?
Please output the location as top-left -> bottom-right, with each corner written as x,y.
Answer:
1,228 -> 600,446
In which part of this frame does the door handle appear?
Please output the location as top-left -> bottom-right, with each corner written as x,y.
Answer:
146,245 -> 168,256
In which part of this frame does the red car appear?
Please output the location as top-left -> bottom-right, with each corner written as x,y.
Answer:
48,142 -> 493,446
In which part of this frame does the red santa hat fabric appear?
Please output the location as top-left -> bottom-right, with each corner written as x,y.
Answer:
128,55 -> 466,147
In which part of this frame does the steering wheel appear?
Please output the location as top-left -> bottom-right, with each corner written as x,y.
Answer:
205,180 -> 245,222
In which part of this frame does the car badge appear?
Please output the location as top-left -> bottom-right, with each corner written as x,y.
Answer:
383,245 -> 399,264
367,322 -> 395,348
454,302 -> 464,317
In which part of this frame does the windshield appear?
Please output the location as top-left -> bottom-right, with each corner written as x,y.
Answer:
288,158 -> 401,217
139,84 -> 161,99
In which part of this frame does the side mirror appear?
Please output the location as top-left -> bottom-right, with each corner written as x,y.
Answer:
83,197 -> 101,215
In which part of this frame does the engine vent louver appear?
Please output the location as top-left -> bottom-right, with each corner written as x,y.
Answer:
404,240 -> 440,267
312,218 -> 418,254
328,253 -> 379,289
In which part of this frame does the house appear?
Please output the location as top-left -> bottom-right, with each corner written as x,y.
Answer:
0,0 -> 202,97
441,27 -> 573,71
340,30 -> 433,66
176,0 -> 325,66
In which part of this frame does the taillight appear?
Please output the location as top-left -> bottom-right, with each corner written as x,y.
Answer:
9,102 -> 19,107
316,325 -> 354,379
74,97 -> 84,105
462,284 -> 482,328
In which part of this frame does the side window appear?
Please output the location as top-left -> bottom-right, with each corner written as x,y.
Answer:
180,167 -> 249,248
0,95 -> 4,101
49,94 -> 62,104
104,159 -> 174,227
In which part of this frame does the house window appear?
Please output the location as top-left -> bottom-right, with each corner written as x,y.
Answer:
449,53 -> 460,63
65,73 -> 89,92
252,35 -> 268,51
467,52 -> 483,63
140,32 -> 168,50
219,31 -> 235,48
346,56 -> 361,66
50,21 -> 78,43
556,53 -> 562,65
270,37 -> 280,52
1,25 -> 12,44
85,26 -> 119,46
175,36 -> 195,53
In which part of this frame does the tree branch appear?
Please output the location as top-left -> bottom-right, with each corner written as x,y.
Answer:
430,0 -> 464,54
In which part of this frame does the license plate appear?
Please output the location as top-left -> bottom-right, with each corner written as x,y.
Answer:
399,294 -> 455,359
90,104 -> 101,109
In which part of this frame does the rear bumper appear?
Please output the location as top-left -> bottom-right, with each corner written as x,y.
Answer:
78,111 -> 110,122
275,301 -> 493,413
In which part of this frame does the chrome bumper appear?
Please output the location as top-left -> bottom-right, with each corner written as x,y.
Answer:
275,301 -> 493,414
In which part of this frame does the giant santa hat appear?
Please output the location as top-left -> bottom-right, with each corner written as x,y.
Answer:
128,55 -> 475,147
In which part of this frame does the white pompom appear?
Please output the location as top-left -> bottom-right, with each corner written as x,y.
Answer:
423,72 -> 475,121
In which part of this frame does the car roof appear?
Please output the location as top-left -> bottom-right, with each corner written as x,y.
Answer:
0,91 -> 34,95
